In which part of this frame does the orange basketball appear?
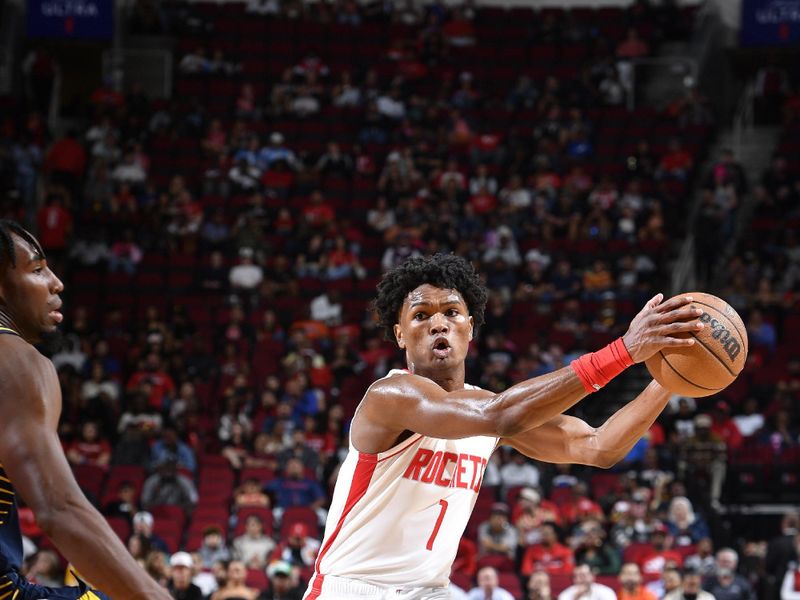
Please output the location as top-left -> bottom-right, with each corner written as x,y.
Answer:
645,292 -> 748,397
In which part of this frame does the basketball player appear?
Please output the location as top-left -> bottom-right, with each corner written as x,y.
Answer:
304,255 -> 704,600
0,221 -> 171,599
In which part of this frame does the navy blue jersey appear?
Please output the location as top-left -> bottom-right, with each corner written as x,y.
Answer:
0,327 -> 111,600
0,461 -> 23,575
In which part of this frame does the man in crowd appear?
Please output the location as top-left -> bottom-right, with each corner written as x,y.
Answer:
618,563 -> 657,600
467,567 -> 515,600
557,563 -> 615,600
168,552 -> 204,600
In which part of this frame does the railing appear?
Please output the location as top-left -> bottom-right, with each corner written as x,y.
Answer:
626,56 -> 698,111
0,0 -> 20,94
671,234 -> 696,296
733,80 -> 755,161
102,48 -> 173,99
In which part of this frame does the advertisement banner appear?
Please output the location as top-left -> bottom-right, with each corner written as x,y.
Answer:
741,0 -> 800,46
27,0 -> 113,40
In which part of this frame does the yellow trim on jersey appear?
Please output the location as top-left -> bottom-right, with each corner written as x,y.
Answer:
0,476 -> 10,484
10,591 -> 18,600
0,327 -> 18,336
0,499 -> 11,505
0,581 -> 12,590
79,591 -> 103,600
0,589 -> 13,599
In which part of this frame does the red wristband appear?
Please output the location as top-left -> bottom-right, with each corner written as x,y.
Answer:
570,337 -> 635,393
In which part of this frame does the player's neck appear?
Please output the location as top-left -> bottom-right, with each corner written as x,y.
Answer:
408,362 -> 465,392
0,310 -> 21,336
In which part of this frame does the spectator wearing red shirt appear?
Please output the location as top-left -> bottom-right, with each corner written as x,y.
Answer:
521,524 -> 575,576
559,482 -> 604,526
270,522 -> 320,569
302,190 -> 334,229
616,28 -> 650,59
66,421 -> 111,468
442,7 -> 475,46
36,191 -> 72,265
470,184 -> 498,215
658,139 -> 694,181
326,235 -> 359,281
710,401 -> 743,451
126,353 -> 176,410
639,524 -> 684,576
45,130 -> 87,189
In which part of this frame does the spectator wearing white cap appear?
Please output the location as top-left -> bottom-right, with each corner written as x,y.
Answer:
168,552 -> 204,600
259,561 -> 303,599
132,511 -> 169,553
257,133 -> 300,171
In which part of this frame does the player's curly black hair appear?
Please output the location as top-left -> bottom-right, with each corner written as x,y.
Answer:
374,254 -> 488,342
0,220 -> 44,271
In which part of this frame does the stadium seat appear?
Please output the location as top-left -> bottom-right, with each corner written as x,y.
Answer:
106,516 -> 131,542
280,507 -> 319,539
72,464 -> 107,503
246,568 -> 269,590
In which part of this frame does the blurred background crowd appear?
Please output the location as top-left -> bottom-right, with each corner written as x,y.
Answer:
1,0 -> 800,598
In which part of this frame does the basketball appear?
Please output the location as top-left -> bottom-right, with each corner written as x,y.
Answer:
645,292 -> 748,397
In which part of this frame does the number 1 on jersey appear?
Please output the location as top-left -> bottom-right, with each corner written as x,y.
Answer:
426,499 -> 449,551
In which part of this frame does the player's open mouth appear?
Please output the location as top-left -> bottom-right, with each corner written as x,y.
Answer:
49,300 -> 63,323
432,338 -> 451,358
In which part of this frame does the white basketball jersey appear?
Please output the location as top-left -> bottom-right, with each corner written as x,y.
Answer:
304,370 -> 499,598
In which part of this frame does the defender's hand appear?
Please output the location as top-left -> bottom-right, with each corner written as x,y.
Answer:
622,293 -> 704,363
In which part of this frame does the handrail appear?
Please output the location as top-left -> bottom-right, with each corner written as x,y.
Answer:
733,80 -> 755,161
626,56 -> 698,111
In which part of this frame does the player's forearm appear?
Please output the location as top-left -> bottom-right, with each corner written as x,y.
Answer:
39,496 -> 171,599
590,380 -> 670,467
488,366 -> 588,437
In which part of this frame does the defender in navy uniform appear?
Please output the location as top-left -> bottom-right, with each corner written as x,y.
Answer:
0,221 -> 171,599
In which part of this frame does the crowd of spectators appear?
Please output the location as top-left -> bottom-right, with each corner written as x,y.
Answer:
1,0 -> 800,599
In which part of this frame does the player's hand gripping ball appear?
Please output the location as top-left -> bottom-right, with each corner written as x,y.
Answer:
644,292 -> 748,397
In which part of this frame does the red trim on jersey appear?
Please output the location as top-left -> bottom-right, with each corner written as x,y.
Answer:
306,452 -> 378,599
377,434 -> 422,463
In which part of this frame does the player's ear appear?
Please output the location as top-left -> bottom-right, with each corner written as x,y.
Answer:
394,323 -> 405,349
468,316 -> 474,341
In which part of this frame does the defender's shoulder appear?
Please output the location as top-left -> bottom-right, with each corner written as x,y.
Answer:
0,336 -> 56,397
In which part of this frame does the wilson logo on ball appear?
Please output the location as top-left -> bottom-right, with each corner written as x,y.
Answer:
699,312 -> 741,361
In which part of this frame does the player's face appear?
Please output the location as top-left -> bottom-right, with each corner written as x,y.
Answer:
0,236 -> 63,342
394,284 -> 473,374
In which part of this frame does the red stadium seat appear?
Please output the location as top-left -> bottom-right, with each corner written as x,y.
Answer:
246,568 -> 269,591
240,467 -> 276,486
106,516 -> 131,542
72,464 -> 106,501
497,572 -> 523,598
280,507 -> 319,539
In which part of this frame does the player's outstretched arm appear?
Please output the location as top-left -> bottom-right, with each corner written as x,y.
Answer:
357,295 -> 700,449
359,366 -> 588,443
502,379 -> 671,468
0,340 -> 171,600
